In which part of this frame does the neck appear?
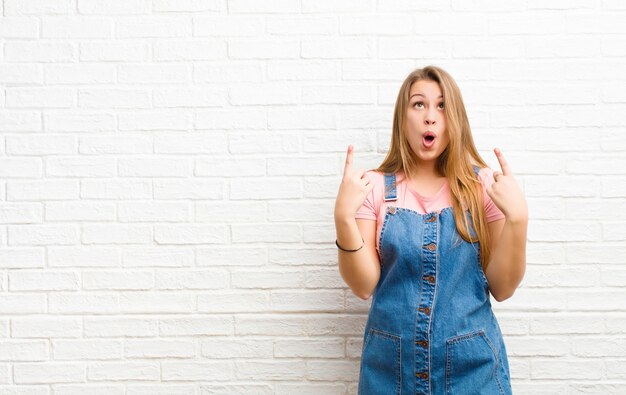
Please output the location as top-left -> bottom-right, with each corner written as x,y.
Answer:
406,162 -> 444,180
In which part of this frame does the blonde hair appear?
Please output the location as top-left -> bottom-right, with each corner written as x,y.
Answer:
375,65 -> 493,273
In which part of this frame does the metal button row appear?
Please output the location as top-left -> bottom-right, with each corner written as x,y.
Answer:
418,306 -> 431,315
423,275 -> 435,284
415,372 -> 429,379
425,216 -> 436,222
424,243 -> 436,251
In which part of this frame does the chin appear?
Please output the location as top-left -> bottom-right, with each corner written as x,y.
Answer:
414,154 -> 440,164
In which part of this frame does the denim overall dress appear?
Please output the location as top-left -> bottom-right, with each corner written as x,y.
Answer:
358,167 -> 513,395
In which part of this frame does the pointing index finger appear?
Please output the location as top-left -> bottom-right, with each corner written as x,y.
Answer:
343,145 -> 353,174
494,147 -> 511,176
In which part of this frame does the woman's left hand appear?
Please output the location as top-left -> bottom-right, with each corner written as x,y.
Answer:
486,148 -> 528,223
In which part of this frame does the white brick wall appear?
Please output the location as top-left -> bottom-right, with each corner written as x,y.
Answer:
0,1 -> 625,394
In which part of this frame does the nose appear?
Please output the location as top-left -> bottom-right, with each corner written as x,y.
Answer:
425,114 -> 436,126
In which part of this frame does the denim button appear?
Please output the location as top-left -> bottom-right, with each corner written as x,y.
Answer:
387,206 -> 396,214
415,339 -> 428,348
415,372 -> 429,379
425,215 -> 436,222
419,306 -> 431,315
425,243 -> 436,251
423,275 -> 435,284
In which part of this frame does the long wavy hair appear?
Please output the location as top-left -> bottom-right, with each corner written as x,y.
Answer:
374,65 -> 493,273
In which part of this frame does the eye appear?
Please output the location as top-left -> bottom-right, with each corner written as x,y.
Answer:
413,102 -> 424,108
438,102 -> 445,109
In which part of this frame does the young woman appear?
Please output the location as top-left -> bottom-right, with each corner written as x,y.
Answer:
334,65 -> 527,394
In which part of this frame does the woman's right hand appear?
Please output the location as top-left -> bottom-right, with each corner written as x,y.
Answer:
334,145 -> 375,221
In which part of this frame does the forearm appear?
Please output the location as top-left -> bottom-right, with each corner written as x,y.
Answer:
486,215 -> 528,301
335,216 -> 380,300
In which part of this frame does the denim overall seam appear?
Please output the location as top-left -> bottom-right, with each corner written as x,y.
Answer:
445,329 -> 504,395
474,242 -> 490,291
394,205 -> 453,217
482,331 -> 505,395
427,214 -> 440,395
378,211 -> 391,265
359,328 -> 402,395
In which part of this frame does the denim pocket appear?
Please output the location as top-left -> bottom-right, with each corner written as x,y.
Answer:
358,328 -> 401,395
445,329 -> 505,395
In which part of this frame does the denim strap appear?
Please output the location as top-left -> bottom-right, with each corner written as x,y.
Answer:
383,173 -> 397,202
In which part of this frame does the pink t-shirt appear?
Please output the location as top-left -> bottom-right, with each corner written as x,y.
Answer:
355,167 -> 505,257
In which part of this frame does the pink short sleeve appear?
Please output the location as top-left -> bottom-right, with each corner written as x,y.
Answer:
355,170 -> 382,221
478,167 -> 505,222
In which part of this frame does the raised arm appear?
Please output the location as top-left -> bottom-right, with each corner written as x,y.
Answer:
484,148 -> 528,302
334,145 -> 381,300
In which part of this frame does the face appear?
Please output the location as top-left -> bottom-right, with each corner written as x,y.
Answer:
405,79 -> 449,168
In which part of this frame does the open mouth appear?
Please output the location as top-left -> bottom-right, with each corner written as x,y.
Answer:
423,132 -> 436,148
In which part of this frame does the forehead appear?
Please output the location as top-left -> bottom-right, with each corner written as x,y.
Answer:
409,80 -> 442,98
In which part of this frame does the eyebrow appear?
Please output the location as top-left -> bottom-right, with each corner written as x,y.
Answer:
410,94 -> 443,100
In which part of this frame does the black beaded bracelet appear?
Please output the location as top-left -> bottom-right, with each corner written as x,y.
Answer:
336,238 -> 364,252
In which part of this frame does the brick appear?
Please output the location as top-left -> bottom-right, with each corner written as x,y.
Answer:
118,110 -> 191,131
229,39 -> 300,59
228,0 -> 299,13
8,225 -> 79,246
82,225 -> 152,244
4,0 -> 74,15
154,224 -> 227,244
153,40 -> 226,60
45,202 -> 115,222
193,16 -> 263,36
154,132 -> 227,154
9,271 -> 79,291
52,339 -> 121,360
7,180 -> 79,201
0,248 -> 44,269
301,38 -> 371,59
153,87 -> 226,107
78,89 -> 151,108
230,177 -> 301,200
79,134 -> 152,154
0,64 -> 43,84
123,247 -> 194,268
82,269 -> 154,291
6,135 -> 76,155
118,64 -> 190,84
194,62 -> 263,83
0,159 -> 42,178
81,179 -> 152,200
78,0 -> 151,14
80,41 -> 150,61
6,87 -> 75,108
45,157 -> 116,177
196,157 -> 265,177
154,0 -> 222,12
118,158 -> 191,177
0,111 -> 42,132
48,247 -> 120,268
0,17 -> 39,38
116,17 -> 191,38
117,202 -> 189,222
45,112 -> 115,132
267,60 -> 339,81
41,17 -> 113,38
0,203 -> 43,224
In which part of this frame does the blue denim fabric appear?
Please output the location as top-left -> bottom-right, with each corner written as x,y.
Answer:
358,167 -> 513,395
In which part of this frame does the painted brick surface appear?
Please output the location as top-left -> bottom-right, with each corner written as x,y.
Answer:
0,2 -> 625,394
